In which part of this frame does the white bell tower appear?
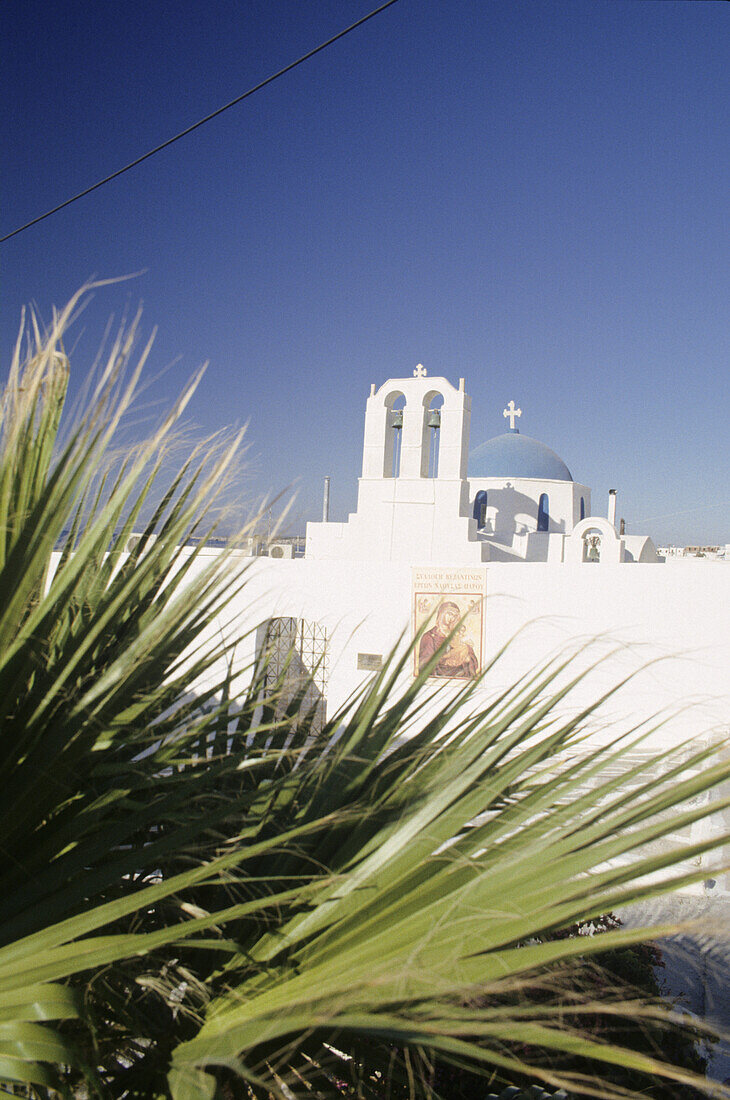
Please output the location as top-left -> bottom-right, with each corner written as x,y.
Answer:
306,367 -> 486,563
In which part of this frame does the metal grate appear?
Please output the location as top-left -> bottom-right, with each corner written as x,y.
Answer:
261,617 -> 328,734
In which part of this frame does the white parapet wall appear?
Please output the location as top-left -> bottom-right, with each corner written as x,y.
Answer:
185,555 -> 730,751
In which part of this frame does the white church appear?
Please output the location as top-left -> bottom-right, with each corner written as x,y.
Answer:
200,364 -> 728,788
306,365 -> 658,566
183,365 -> 727,858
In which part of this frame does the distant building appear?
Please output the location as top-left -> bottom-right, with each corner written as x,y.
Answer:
657,544 -> 728,561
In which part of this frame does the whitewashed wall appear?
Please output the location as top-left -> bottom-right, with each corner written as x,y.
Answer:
205,555 -> 730,897
199,557 -> 730,749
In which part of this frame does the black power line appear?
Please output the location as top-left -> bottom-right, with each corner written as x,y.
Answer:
1,0 -> 401,245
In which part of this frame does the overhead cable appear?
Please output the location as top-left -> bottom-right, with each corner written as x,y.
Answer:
1,0 -> 401,244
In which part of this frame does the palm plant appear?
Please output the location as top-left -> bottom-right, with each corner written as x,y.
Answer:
1,289 -> 729,1099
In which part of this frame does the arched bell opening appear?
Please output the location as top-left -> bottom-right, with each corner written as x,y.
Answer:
583,528 -> 602,563
383,391 -> 406,478
421,391 -> 444,478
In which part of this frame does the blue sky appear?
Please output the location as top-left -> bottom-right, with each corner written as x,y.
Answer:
2,0 -> 728,544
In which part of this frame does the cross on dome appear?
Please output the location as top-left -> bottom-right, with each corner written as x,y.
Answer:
413,364 -> 427,378
503,400 -> 522,431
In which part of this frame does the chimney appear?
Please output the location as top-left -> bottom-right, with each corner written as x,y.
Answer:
322,476 -> 330,522
608,489 -> 617,527
619,517 -> 625,536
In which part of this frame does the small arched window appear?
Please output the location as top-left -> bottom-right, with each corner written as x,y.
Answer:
473,490 -> 488,528
580,496 -> 585,521
537,493 -> 549,532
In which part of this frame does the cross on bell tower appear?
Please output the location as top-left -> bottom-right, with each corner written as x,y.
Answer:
503,399 -> 522,431
413,363 -> 427,378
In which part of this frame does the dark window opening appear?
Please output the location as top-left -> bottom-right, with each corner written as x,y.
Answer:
473,490 -> 488,528
537,493 -> 549,532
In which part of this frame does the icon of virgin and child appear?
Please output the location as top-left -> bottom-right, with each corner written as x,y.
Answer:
416,599 -> 480,679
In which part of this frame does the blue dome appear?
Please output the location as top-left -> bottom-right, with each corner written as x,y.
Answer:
470,431 -> 573,482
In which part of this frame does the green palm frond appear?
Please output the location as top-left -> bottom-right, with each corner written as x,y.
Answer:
0,287 -> 271,1093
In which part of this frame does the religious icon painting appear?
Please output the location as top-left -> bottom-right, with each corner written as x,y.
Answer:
412,567 -> 486,680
